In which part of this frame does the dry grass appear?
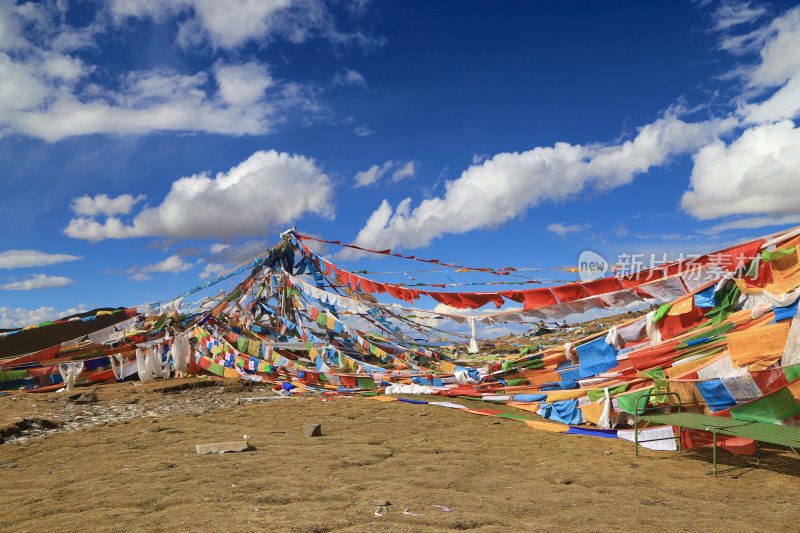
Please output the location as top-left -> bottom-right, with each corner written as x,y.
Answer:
1,381 -> 799,532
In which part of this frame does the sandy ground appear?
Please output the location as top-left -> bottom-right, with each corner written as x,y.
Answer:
1,379 -> 799,533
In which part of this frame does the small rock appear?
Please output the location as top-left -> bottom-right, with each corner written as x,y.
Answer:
555,478 -> 573,485
69,392 -> 98,405
43,468 -> 53,475
603,450 -> 613,456
418,413 -> 428,417
195,441 -> 251,455
303,423 -> 322,437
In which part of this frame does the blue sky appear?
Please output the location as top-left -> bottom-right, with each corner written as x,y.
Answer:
1,0 -> 800,327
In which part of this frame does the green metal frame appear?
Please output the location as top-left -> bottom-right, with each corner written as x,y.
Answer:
633,409 -> 800,476
633,392 -> 684,457
632,394 -> 761,476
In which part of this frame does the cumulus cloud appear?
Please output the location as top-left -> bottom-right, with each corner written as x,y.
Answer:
0,304 -> 88,328
737,7 -> 800,123
0,249 -> 81,269
347,114 -> 735,252
682,8 -> 800,231
71,194 -> 146,217
1,274 -> 73,290
745,7 -> 800,88
547,222 -> 592,236
353,161 -> 393,187
215,62 -> 274,106
65,150 -> 334,241
108,0 -> 382,51
199,262 -> 228,279
126,254 -> 194,281
682,120 -> 800,220
0,2 -> 368,141
353,160 -> 414,188
0,54 -> 279,141
209,243 -> 230,254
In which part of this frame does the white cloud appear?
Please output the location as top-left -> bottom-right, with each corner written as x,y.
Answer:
347,113 -> 735,252
126,254 -> 194,281
207,240 -> 271,264
732,6 -> 800,124
332,68 -> 366,87
547,222 -> 591,236
209,243 -> 230,254
0,249 -> 81,269
71,194 -> 146,216
353,160 -> 415,187
741,75 -> 800,123
65,149 -> 334,241
745,7 -> 800,88
0,304 -> 88,328
143,254 -> 194,273
215,62 -> 274,106
353,125 -> 374,137
0,1 -> 25,51
353,160 -> 393,187
108,1 -> 293,49
108,0 -> 382,51
0,2 -> 357,141
682,120 -> 800,220
391,160 -> 415,182
699,214 -> 800,235
0,59 -> 279,141
199,262 -> 228,279
1,274 -> 73,291
711,1 -> 766,31
683,7 -> 800,230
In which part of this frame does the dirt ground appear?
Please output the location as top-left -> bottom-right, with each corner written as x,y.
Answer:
1,379 -> 798,533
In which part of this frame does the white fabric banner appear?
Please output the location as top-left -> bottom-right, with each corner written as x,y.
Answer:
617,426 -> 677,451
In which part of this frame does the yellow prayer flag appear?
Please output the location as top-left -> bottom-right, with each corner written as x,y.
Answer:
667,297 -> 694,316
544,389 -> 586,402
727,321 -> 791,371
524,420 -> 569,432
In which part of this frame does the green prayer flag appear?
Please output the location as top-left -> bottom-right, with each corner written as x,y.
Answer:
237,337 -> 248,352
783,364 -> 800,383
730,387 -> 800,423
615,387 -> 654,415
587,383 -> 628,403
652,303 -> 672,324
642,368 -> 669,404
763,246 -> 796,262
704,282 -> 741,326
0,369 -> 30,383
208,362 -> 225,376
355,376 -> 377,389
497,413 -> 533,420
